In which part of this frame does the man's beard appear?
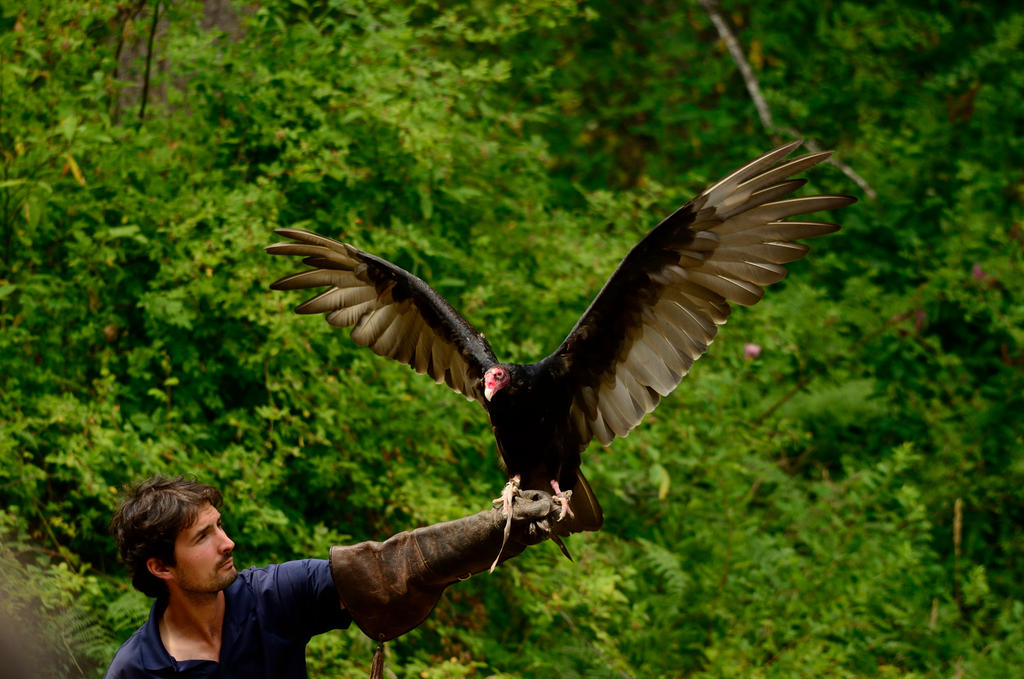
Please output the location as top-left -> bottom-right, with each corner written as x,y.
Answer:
179,559 -> 238,594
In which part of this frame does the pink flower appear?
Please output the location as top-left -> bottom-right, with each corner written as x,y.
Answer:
972,263 -> 986,280
744,343 -> 762,360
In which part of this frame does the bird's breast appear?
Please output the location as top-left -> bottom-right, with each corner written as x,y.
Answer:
490,407 -> 577,478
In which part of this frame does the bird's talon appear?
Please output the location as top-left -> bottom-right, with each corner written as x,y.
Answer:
554,489 -> 573,521
492,476 -> 522,516
490,476 -> 521,573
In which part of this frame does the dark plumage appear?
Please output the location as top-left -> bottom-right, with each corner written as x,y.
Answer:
266,141 -> 856,538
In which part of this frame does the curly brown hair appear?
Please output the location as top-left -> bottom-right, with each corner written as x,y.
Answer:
110,475 -> 223,599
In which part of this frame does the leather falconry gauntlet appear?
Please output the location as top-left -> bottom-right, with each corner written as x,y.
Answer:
329,489 -> 561,643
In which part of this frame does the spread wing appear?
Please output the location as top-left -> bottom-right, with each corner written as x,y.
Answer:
552,141 -> 856,446
267,228 -> 498,401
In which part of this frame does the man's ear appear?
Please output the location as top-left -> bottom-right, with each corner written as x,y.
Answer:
147,557 -> 174,582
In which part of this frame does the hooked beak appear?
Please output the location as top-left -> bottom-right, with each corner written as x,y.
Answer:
483,366 -> 506,402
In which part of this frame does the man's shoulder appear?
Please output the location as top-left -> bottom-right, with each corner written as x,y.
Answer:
104,598 -> 173,679
103,626 -> 151,679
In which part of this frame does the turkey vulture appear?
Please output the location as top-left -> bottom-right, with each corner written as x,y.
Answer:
267,141 -> 855,544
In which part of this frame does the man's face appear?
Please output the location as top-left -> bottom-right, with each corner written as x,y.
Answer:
167,503 -> 238,595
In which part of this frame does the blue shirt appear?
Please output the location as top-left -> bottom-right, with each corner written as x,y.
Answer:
105,559 -> 352,678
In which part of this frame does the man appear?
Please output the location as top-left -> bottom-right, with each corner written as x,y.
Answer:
105,475 -> 561,678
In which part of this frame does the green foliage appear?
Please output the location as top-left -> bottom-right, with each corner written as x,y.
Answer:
1,0 -> 1022,677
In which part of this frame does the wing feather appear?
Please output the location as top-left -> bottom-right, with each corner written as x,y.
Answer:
624,332 -> 678,396
351,304 -> 396,347
597,377 -> 636,439
552,142 -> 855,449
325,298 -> 378,328
713,196 -> 853,235
267,229 -> 497,401
695,259 -> 789,286
298,284 -> 378,314
648,305 -> 708,361
714,241 -> 810,264
682,270 -> 765,305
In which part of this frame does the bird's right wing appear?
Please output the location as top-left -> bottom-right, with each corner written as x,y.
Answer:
267,228 -> 498,402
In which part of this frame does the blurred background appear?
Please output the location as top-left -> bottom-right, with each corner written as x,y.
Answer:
1,1 -> 1021,676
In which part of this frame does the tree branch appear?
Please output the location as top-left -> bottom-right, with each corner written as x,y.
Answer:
698,0 -> 877,200
138,0 -> 162,125
698,0 -> 773,132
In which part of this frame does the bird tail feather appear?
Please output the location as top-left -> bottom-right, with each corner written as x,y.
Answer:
565,469 -> 604,533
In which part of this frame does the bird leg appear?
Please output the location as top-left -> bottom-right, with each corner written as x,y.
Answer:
492,474 -> 522,515
549,480 -> 574,521
490,475 -> 521,573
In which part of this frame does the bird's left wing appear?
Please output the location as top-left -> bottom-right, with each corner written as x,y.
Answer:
267,228 -> 498,402
550,141 -> 856,446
